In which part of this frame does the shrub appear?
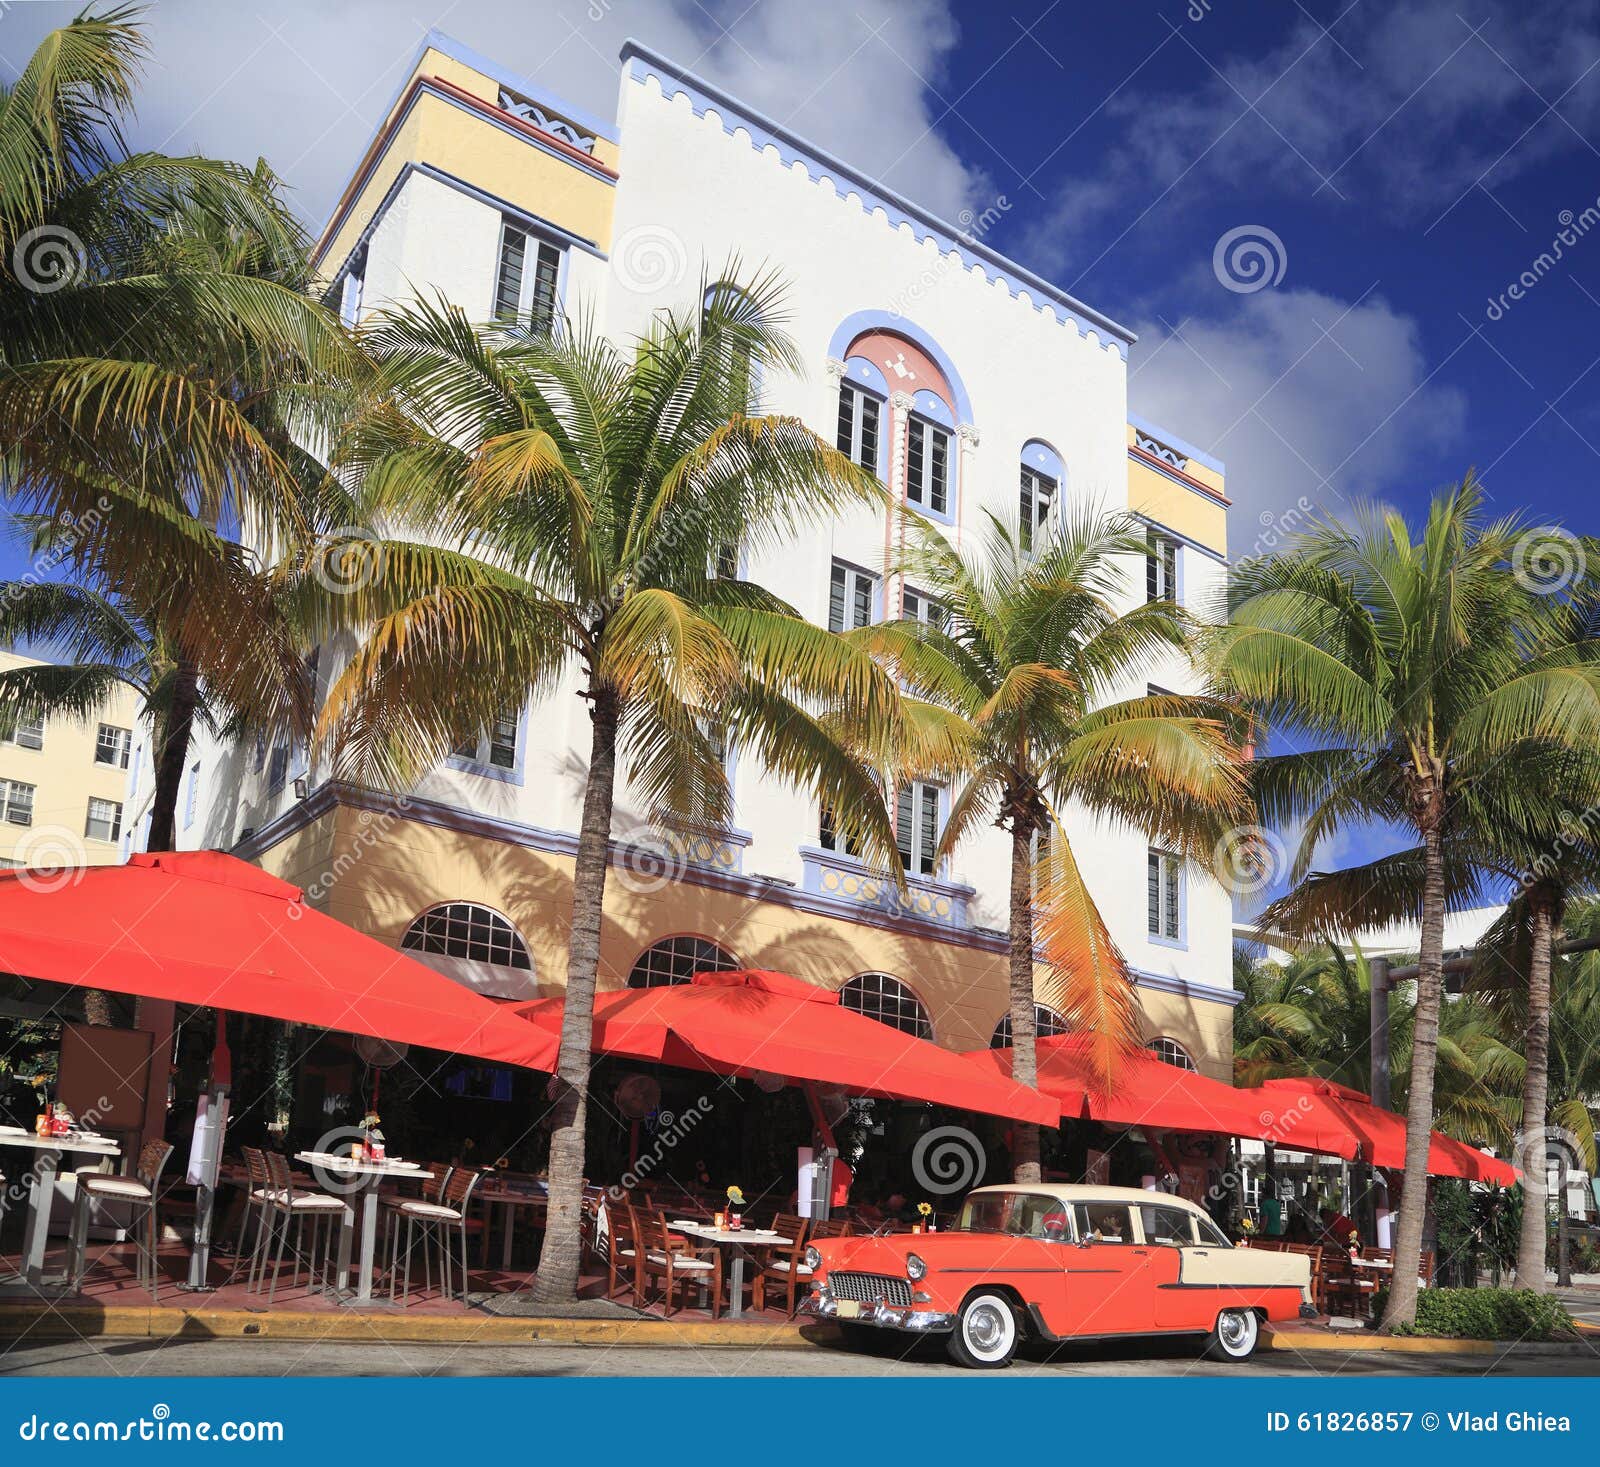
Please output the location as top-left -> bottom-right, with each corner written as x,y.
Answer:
1373,1286 -> 1576,1340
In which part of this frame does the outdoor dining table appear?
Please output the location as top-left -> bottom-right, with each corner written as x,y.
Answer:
477,1185 -> 547,1271
293,1151 -> 431,1307
668,1220 -> 791,1320
0,1125 -> 121,1297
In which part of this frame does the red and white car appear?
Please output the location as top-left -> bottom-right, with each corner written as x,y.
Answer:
804,1183 -> 1312,1368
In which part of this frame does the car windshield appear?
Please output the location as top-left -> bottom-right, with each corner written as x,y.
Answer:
954,1192 -> 1072,1241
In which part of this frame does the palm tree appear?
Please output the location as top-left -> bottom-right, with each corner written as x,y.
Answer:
1,9 -> 356,702
856,511 -> 1249,1180
308,273 -> 902,1306
1212,479 -> 1600,1328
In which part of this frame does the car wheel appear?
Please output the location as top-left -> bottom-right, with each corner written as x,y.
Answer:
1204,1307 -> 1260,1362
947,1291 -> 1019,1369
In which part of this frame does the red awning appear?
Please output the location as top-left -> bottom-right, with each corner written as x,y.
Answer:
1254,1078 -> 1518,1184
972,1036 -> 1361,1158
515,969 -> 1060,1125
0,851 -> 557,1071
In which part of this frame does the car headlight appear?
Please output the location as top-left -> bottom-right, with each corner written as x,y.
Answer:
906,1252 -> 927,1282
804,1245 -> 821,1270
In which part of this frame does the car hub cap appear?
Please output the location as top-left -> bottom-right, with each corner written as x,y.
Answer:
1220,1312 -> 1250,1350
968,1304 -> 1008,1354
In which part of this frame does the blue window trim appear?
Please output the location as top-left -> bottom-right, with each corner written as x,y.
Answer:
903,407 -> 957,527
446,700 -> 531,786
826,310 -> 975,423
183,763 -> 200,831
1022,437 -> 1065,484
840,357 -> 890,481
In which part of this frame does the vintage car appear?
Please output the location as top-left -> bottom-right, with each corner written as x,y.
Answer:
803,1184 -> 1312,1368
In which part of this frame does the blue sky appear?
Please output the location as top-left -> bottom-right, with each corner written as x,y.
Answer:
3,0 -> 1596,902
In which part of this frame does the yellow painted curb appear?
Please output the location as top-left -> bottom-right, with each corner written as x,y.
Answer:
1264,1325 -> 1597,1357
0,1303 -> 831,1349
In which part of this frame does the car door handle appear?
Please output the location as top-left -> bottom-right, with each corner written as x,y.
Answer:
1192,1249 -> 1209,1256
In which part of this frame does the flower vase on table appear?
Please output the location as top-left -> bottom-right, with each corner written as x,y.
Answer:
917,1202 -> 934,1234
358,1112 -> 385,1162
726,1185 -> 745,1231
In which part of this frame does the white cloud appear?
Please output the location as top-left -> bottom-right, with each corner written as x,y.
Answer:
1128,287 -> 1468,534
0,0 -> 985,232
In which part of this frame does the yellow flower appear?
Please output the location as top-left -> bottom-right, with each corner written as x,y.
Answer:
917,1201 -> 933,1216
1240,1216 -> 1256,1233
726,1185 -> 745,1204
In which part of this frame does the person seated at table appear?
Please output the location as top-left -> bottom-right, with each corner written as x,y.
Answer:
1318,1205 -> 1359,1248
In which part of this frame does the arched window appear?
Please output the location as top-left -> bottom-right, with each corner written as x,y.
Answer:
1146,1037 -> 1197,1071
839,972 -> 932,1040
628,935 -> 740,989
1019,440 -> 1064,553
990,1005 -> 1070,1049
401,902 -> 531,971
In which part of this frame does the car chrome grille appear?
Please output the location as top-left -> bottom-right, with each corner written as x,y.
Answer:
829,1271 -> 912,1306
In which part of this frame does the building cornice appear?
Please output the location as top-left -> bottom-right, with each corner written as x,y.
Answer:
618,39 -> 1136,360
1128,443 -> 1231,508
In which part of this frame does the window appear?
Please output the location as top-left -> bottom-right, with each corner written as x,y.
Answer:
905,415 -> 949,515
818,803 -> 863,858
84,797 -> 122,843
1147,846 -> 1182,942
836,381 -> 881,474
1146,531 -> 1178,604
402,902 -> 532,971
0,779 -> 34,826
713,542 -> 739,580
1071,1201 -> 1134,1244
991,1004 -> 1070,1049
267,743 -> 289,792
955,1192 -> 1069,1240
337,246 -> 366,328
494,221 -> 562,336
901,587 -> 947,630
1146,1037 -> 1197,1071
1195,1214 -> 1232,1247
839,971 -> 932,1039
94,724 -> 132,769
1019,464 -> 1056,552
183,763 -> 200,829
1141,1204 -> 1196,1246
455,708 -> 519,771
895,780 -> 941,877
828,561 -> 877,633
628,936 -> 739,989
2,714 -> 44,750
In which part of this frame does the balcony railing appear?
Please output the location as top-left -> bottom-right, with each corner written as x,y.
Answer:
799,845 -> 973,931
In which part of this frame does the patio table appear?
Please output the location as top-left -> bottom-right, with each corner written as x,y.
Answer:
293,1152 -> 430,1307
0,1126 -> 121,1297
667,1220 -> 791,1319
477,1186 -> 547,1271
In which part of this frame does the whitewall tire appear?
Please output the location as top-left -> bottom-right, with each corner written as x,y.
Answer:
947,1291 -> 1019,1369
1205,1307 -> 1260,1362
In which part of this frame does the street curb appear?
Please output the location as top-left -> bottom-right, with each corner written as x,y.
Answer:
1264,1324 -> 1600,1358
0,1303 -> 840,1349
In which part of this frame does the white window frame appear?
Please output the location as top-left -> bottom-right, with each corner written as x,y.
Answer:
1147,845 -> 1184,946
896,779 -> 943,878
836,381 -> 883,476
94,723 -> 132,769
183,762 -> 200,830
902,586 -> 947,630
905,413 -> 951,516
828,560 -> 878,633
1146,531 -> 1179,605
85,796 -> 123,843
1020,463 -> 1056,553
4,715 -> 44,751
494,219 -> 563,335
453,707 -> 521,775
0,778 -> 34,826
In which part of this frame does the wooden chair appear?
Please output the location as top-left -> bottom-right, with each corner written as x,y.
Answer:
391,1165 -> 480,1303
810,1217 -> 853,1239
637,1212 -> 722,1316
605,1198 -> 643,1304
753,1214 -> 811,1317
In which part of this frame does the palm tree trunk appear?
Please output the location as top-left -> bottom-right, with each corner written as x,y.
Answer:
531,685 -> 619,1309
1381,808 -> 1446,1331
145,658 -> 200,851
1008,815 -> 1042,1184
1514,889 -> 1556,1291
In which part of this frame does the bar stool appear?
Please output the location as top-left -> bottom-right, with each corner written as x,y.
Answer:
382,1162 -> 450,1284
69,1139 -> 172,1301
252,1150 -> 345,1305
390,1166 -> 479,1303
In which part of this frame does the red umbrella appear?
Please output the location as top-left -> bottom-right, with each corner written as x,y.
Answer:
1254,1078 -> 1518,1184
0,851 -> 557,1071
972,1035 -> 1362,1157
515,969 -> 1059,1125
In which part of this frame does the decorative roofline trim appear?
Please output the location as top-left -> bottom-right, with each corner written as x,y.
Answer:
234,781 -> 1239,1009
1128,442 -> 1232,508
618,39 -> 1136,360
420,28 -> 619,144
1127,412 -> 1225,477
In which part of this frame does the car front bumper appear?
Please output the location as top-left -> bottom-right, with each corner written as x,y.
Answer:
804,1284 -> 955,1334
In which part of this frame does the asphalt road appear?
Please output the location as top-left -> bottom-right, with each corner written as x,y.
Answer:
0,1333 -> 1592,1377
